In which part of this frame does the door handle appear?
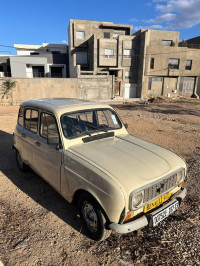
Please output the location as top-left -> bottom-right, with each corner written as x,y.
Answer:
21,133 -> 26,138
34,140 -> 41,146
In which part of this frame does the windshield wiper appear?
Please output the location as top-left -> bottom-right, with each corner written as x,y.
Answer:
84,122 -> 108,133
66,122 -> 91,136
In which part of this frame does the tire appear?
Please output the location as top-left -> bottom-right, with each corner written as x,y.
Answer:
16,150 -> 29,172
78,193 -> 111,241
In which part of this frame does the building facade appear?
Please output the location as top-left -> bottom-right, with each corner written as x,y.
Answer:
138,29 -> 200,98
68,19 -> 140,99
0,43 -> 69,78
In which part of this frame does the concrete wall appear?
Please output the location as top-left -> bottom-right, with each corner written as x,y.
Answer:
78,75 -> 113,100
0,76 -> 113,105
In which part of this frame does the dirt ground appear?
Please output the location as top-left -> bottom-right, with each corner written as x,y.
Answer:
0,99 -> 200,265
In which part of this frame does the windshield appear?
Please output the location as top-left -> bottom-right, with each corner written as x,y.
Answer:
61,108 -> 122,139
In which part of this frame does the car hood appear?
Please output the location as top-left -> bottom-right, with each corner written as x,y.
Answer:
69,134 -> 185,194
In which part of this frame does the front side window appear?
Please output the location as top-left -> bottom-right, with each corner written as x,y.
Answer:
61,108 -> 122,139
76,31 -> 85,40
104,49 -> 114,58
168,58 -> 179,69
40,113 -> 59,140
24,109 -> 38,133
185,60 -> 192,70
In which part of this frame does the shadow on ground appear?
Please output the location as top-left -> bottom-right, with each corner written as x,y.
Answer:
0,130 -> 87,237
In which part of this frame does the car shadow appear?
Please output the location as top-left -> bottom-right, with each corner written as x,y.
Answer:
0,129 -> 88,238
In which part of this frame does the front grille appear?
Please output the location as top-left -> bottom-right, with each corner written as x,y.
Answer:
143,174 -> 177,203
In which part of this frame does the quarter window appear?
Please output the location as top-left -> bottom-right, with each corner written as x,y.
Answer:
24,109 -> 38,133
40,113 -> 59,140
17,107 -> 24,126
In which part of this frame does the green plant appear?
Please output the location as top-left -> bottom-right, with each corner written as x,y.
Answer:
0,79 -> 16,99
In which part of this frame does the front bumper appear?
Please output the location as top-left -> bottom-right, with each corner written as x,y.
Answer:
109,188 -> 186,234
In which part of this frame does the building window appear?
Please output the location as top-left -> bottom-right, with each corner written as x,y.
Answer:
125,71 -> 132,79
113,33 -> 119,39
104,49 -> 114,58
162,40 -> 173,46
185,60 -> 192,70
123,49 -> 133,58
76,31 -> 85,40
76,52 -> 87,65
104,32 -> 110,39
148,77 -> 163,90
150,58 -> 154,69
30,52 -> 39,55
168,58 -> 179,69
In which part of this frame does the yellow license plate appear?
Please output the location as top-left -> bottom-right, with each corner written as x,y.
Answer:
144,191 -> 172,213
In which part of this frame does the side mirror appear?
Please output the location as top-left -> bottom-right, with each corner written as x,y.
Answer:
47,136 -> 61,150
124,123 -> 128,129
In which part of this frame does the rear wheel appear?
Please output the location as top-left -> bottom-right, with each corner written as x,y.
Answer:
16,150 -> 29,172
78,193 -> 111,241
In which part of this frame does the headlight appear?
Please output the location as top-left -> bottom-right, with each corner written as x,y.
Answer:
176,169 -> 185,185
132,191 -> 143,208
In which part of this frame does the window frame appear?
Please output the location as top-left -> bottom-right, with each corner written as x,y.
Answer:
104,48 -> 114,58
24,108 -> 39,133
60,108 -> 122,140
104,32 -> 110,39
185,60 -> 192,70
168,58 -> 180,70
150,58 -> 154,69
123,49 -> 133,59
39,112 -> 60,141
76,31 -> 85,40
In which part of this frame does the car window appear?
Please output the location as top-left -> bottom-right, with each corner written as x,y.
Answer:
24,109 -> 38,133
61,108 -> 122,139
17,107 -> 24,126
40,113 -> 59,140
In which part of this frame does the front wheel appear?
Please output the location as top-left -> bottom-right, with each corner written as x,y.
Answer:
78,193 -> 111,241
16,150 -> 29,172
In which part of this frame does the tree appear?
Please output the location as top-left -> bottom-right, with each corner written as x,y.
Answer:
0,79 -> 16,99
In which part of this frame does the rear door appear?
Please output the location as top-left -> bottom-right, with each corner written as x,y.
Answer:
21,108 -> 39,169
33,112 -> 62,191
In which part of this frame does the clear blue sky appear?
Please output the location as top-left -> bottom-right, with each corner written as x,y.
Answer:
0,0 -> 200,55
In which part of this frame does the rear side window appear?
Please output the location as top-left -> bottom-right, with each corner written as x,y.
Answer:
24,109 -> 38,133
17,107 -> 24,126
40,113 -> 59,140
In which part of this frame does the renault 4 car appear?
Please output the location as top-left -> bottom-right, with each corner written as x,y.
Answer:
13,98 -> 186,241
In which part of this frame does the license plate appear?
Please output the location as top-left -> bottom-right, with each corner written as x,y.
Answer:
152,201 -> 179,227
144,191 -> 172,213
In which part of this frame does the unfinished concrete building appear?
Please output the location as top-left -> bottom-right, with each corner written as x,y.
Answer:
68,19 -> 140,99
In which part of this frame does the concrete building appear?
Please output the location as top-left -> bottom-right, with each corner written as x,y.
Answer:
0,43 -> 69,78
137,29 -> 200,98
68,19 -> 200,99
68,19 -> 140,99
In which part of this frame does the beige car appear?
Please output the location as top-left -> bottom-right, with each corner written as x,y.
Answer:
13,98 -> 186,241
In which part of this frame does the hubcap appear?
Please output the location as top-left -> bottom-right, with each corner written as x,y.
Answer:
82,202 -> 98,233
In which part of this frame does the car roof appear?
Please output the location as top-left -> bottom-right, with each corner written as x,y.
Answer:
20,98 -> 112,115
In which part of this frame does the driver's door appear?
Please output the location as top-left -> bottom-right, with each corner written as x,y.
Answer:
33,112 -> 62,191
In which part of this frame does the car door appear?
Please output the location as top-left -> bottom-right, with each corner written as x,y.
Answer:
20,108 -> 39,169
33,112 -> 62,192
